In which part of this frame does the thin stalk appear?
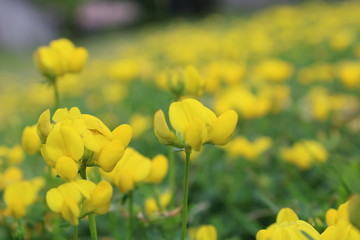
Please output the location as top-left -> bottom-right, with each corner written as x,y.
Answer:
73,225 -> 78,240
80,161 -> 87,179
168,147 -> 175,208
127,191 -> 134,240
15,219 -> 25,240
180,148 -> 191,240
52,78 -> 60,110
88,214 -> 98,240
79,163 -> 98,240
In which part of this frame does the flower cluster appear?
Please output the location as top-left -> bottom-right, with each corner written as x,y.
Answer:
36,107 -> 132,180
154,98 -> 238,151
34,38 -> 88,80
46,180 -> 112,225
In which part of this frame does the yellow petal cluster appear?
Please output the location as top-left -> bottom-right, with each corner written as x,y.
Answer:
46,180 -> 113,225
156,66 -> 204,98
34,38 -> 88,79
0,145 -> 24,165
256,208 -> 321,240
189,225 -> 218,240
106,148 -> 152,193
21,125 -> 42,155
145,154 -> 169,184
37,107 -> 132,180
4,178 -> 44,218
129,113 -> 152,138
321,197 -> 360,240
225,136 -> 272,161
0,166 -> 23,190
281,140 -> 328,170
144,191 -> 172,217
154,98 -> 238,151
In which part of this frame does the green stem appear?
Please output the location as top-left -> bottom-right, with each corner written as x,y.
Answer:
52,78 -> 60,110
15,219 -> 25,240
80,161 -> 87,179
180,148 -> 191,240
168,147 -> 175,208
73,225 -> 78,240
127,191 -> 134,240
88,214 -> 98,240
79,163 -> 98,240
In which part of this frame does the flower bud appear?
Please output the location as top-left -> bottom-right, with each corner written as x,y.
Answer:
22,125 -> 41,155
37,109 -> 53,142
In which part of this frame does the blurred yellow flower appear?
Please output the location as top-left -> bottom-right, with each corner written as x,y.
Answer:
337,62 -> 360,89
322,197 -> 360,239
254,59 -> 293,83
0,166 -> 23,190
4,178 -> 44,218
145,154 -> 169,184
130,113 -> 151,138
256,208 -> 321,240
144,191 -> 172,217
106,148 -> 152,193
6,145 -> 24,165
34,38 -> 88,79
281,140 -> 328,170
22,125 -> 42,155
189,225 -> 217,240
225,136 -> 272,161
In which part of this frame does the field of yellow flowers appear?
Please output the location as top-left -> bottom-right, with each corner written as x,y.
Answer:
1,1 -> 360,240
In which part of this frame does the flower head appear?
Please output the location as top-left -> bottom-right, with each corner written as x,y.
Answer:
256,208 -> 321,240
154,98 -> 238,151
37,107 -> 132,180
46,180 -> 113,225
34,38 -> 88,80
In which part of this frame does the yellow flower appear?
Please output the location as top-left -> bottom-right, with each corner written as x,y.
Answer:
256,208 -> 321,240
145,154 -> 169,184
281,140 -> 328,170
184,66 -> 204,97
108,148 -> 152,193
322,198 -> 360,239
144,191 -> 172,217
83,181 -> 113,215
0,166 -> 23,190
37,107 -> 132,179
254,59 -> 293,83
34,38 -> 88,79
195,225 -> 217,240
154,98 -> 238,151
130,114 -> 151,138
46,180 -> 112,225
4,178 -> 44,218
338,62 -> 360,89
6,145 -> 24,165
225,136 -> 272,161
158,66 -> 204,98
22,125 -> 42,155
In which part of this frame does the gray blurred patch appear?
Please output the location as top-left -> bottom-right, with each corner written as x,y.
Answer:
0,0 -> 56,51
76,1 -> 141,31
